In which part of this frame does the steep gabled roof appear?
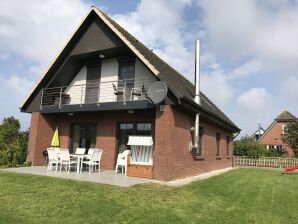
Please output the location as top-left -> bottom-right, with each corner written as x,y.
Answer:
258,110 -> 296,142
275,111 -> 296,121
21,6 -> 240,131
93,7 -> 239,131
251,127 -> 265,137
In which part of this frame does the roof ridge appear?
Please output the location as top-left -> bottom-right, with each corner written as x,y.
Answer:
93,7 -> 196,90
92,6 -> 239,131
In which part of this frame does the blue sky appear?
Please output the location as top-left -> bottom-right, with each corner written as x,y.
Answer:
0,0 -> 297,136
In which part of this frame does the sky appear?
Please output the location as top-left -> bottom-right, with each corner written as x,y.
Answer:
0,0 -> 297,136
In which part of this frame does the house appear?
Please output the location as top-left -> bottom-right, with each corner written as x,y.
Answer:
259,111 -> 296,156
20,6 -> 240,181
251,126 -> 265,141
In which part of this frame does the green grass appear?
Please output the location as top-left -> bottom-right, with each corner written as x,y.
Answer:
0,168 -> 297,224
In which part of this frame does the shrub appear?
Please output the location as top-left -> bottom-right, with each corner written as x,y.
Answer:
11,152 -> 18,167
0,116 -> 29,166
0,151 -> 9,166
267,148 -> 287,157
283,119 -> 298,157
23,160 -> 32,167
234,136 -> 268,158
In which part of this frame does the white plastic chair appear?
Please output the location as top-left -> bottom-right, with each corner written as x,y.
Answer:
81,149 -> 103,173
75,148 -> 86,155
115,150 -> 131,175
54,148 -> 61,159
59,149 -> 78,173
47,148 -> 59,172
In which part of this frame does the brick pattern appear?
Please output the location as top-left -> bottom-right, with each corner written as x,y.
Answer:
259,121 -> 294,156
27,110 -> 155,169
27,112 -> 57,165
28,107 -> 234,180
153,105 -> 233,181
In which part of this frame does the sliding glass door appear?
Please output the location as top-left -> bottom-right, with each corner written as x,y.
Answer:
70,123 -> 97,153
116,122 -> 152,155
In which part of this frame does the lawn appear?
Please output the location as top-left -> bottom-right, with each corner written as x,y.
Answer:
0,168 -> 297,224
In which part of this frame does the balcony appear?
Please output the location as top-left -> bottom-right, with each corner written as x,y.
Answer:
40,77 -> 156,113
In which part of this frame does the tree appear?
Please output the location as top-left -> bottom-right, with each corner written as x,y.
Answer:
0,116 -> 28,166
234,136 -> 268,158
0,116 -> 21,151
283,119 -> 298,157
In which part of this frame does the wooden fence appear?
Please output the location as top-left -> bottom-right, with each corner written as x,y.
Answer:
233,156 -> 298,168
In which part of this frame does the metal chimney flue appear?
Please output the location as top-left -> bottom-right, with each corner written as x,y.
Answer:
189,40 -> 201,153
195,40 -> 200,105
193,40 -> 200,152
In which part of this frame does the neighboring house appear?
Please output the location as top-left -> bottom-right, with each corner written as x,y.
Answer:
20,7 -> 240,181
259,111 -> 296,156
251,126 -> 265,141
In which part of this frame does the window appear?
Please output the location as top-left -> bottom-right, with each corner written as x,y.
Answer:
276,145 -> 283,150
198,127 -> 203,156
70,123 -> 97,153
282,124 -> 287,134
216,132 -> 221,156
117,122 -> 152,154
85,62 -> 101,104
117,58 -> 135,101
226,136 -> 230,157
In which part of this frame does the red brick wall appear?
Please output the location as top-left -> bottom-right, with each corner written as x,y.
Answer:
28,107 -> 234,181
27,110 -> 155,169
27,112 -> 57,165
153,105 -> 233,181
259,121 -> 294,156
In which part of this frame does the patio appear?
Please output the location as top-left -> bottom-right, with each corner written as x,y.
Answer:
0,166 -> 154,187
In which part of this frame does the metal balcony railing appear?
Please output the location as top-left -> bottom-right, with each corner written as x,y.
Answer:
40,77 -> 155,109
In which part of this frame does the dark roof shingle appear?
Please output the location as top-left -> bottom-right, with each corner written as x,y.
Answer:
98,9 -> 239,130
275,111 -> 296,121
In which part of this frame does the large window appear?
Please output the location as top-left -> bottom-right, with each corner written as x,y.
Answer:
226,136 -> 230,157
70,123 -> 97,153
216,132 -> 221,157
117,122 -> 152,155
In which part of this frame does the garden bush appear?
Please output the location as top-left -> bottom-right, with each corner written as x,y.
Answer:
0,116 -> 28,167
234,136 -> 269,158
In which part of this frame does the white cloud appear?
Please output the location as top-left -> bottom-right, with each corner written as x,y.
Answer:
237,88 -> 271,112
2,75 -> 34,100
113,0 -> 194,80
280,76 -> 298,105
201,73 -> 233,108
198,0 -> 298,75
0,0 -> 91,130
0,0 -> 89,67
201,58 -> 262,108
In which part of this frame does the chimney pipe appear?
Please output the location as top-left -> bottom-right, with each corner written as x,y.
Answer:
194,40 -> 200,151
195,40 -> 200,105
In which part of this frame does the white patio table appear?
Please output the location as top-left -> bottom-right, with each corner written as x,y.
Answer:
70,154 -> 89,173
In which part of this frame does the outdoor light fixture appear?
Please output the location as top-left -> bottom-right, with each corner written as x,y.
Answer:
190,126 -> 195,132
99,53 -> 105,59
68,113 -> 74,116
128,110 -> 134,114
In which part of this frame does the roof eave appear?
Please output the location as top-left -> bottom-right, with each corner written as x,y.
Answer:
180,96 -> 241,132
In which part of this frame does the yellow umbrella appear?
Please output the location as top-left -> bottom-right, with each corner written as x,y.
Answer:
51,127 -> 60,147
